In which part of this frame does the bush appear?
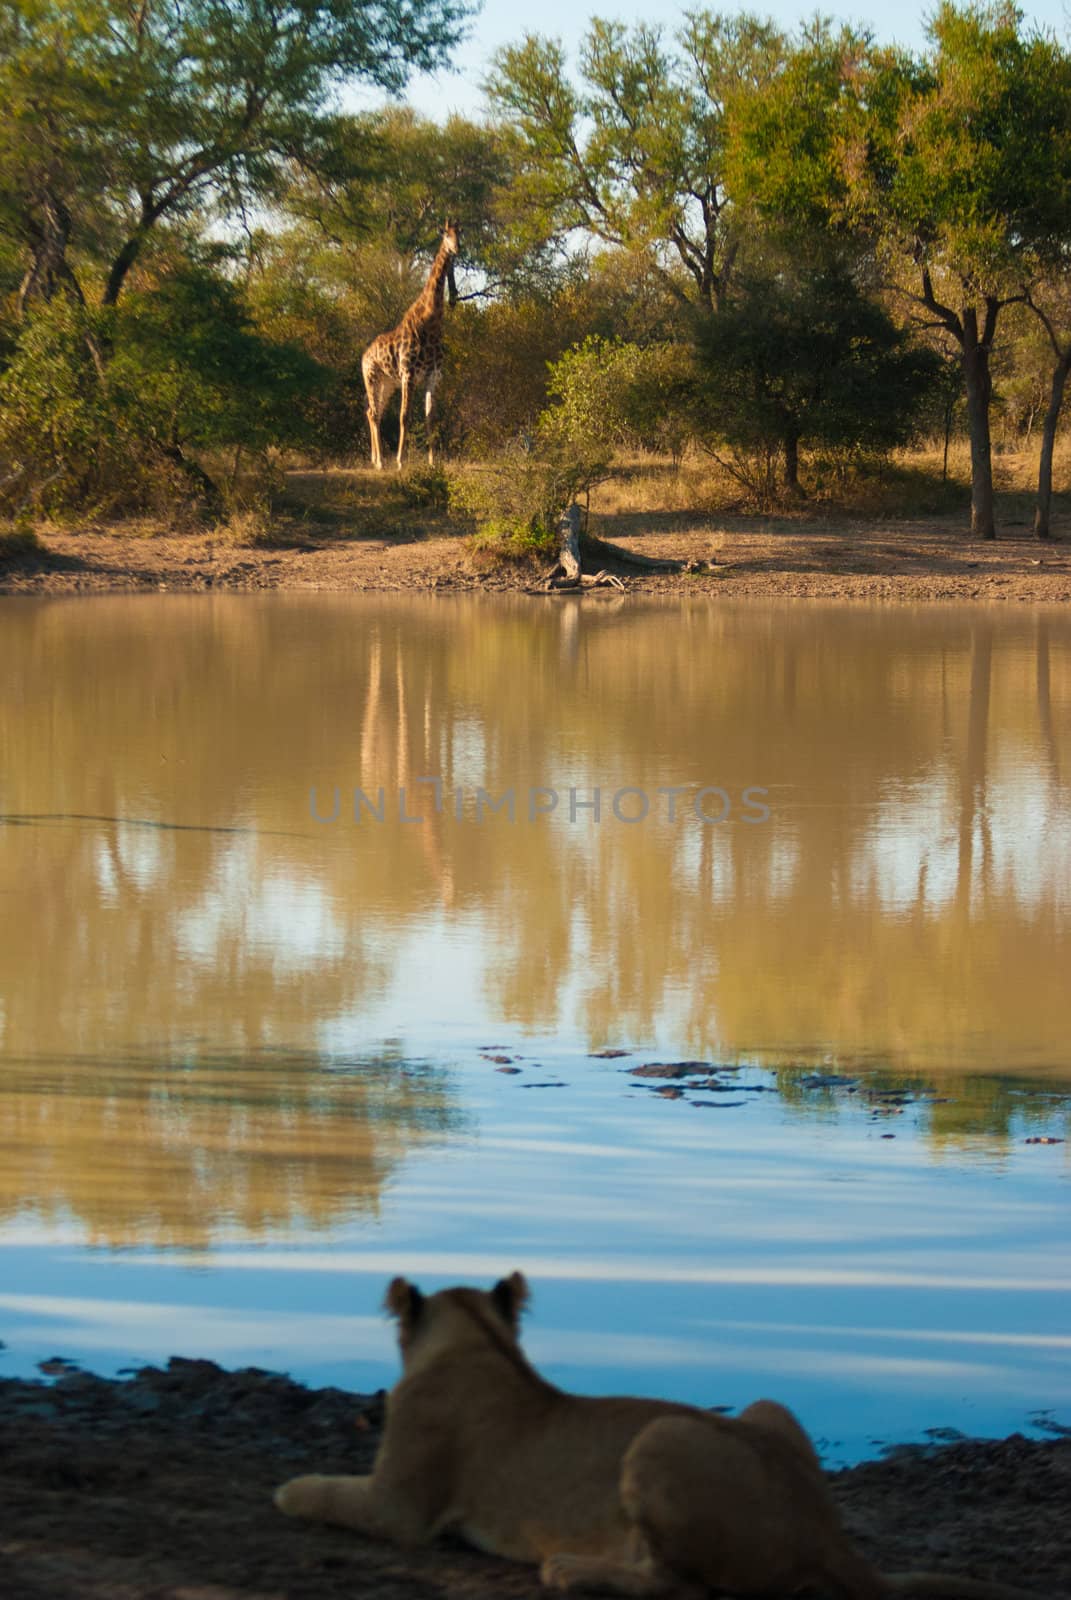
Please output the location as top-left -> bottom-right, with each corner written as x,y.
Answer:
542,337 -> 697,462
438,297 -> 595,455
0,267 -> 330,517
396,464 -> 450,509
0,298 -> 136,513
0,515 -> 40,558
448,440 -> 609,558
689,251 -> 942,494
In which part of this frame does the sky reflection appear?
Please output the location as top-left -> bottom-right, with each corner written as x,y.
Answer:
1,597 -> 1069,1461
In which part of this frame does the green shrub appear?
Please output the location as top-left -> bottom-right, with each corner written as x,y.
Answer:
542,337 -> 697,462
0,267 -> 329,517
0,298 -> 136,513
448,441 -> 609,558
396,464 -> 450,509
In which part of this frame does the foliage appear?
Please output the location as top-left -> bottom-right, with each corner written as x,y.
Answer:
396,465 -> 450,509
0,0 -> 473,310
542,336 -> 697,461
722,3 -> 1071,533
724,17 -> 877,231
448,441 -> 610,557
0,265 -> 326,513
485,12 -> 788,307
436,294 -> 590,454
115,266 -> 327,457
434,254 -> 690,459
690,245 -> 942,491
874,5 -> 1071,286
279,108 -> 527,287
0,297 -> 130,510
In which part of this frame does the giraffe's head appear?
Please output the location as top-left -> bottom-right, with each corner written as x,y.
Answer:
442,219 -> 461,255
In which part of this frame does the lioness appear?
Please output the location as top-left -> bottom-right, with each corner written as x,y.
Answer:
275,1273 -> 1035,1600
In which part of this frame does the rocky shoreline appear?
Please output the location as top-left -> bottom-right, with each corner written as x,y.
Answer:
1,1359 -> 1069,1599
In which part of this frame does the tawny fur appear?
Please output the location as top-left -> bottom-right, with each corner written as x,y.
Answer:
361,220 -> 459,470
275,1273 -> 1037,1600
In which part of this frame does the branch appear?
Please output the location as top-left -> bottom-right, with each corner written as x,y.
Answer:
918,266 -> 960,331
1024,291 -> 1067,361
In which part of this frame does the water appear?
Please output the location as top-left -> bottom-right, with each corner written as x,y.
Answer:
0,595 -> 1068,1461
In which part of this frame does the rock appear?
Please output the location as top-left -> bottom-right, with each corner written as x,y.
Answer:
629,1061 -> 714,1079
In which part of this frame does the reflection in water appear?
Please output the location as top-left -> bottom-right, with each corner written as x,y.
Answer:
0,595 -> 1069,1251
770,1062 -> 1071,1155
0,1046 -> 461,1246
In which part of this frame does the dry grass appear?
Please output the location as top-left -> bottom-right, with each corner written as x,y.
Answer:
9,438 -> 1066,557
586,437 -> 1070,531
215,506 -> 279,547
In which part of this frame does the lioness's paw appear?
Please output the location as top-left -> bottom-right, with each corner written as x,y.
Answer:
275,1475 -> 318,1517
541,1555 -> 586,1591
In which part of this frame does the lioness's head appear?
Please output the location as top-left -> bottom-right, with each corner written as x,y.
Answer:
384,1271 -> 530,1368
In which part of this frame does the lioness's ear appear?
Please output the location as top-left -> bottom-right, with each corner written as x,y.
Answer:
384,1277 -> 425,1326
491,1271 -> 530,1329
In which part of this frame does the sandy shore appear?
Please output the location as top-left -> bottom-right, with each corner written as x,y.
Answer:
2,514 -> 1070,602
0,1360 -> 1068,1599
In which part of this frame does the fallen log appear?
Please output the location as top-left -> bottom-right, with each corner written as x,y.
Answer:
581,527 -> 692,573
534,504 -> 709,592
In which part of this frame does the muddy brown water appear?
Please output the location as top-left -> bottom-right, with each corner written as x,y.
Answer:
0,595 -> 1068,1461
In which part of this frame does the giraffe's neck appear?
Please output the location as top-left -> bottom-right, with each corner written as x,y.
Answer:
410,238 -> 453,325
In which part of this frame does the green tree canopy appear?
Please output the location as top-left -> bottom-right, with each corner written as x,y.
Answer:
0,0 -> 473,310
278,108 -> 527,288
727,2 -> 1071,536
691,243 -> 941,493
485,11 -> 787,309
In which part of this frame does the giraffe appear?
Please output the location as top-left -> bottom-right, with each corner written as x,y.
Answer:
361,220 -> 460,470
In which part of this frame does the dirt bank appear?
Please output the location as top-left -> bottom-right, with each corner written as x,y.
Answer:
2,511 -> 1070,602
1,1360 -> 1068,1600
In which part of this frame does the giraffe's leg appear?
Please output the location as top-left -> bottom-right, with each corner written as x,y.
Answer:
365,371 -> 398,471
424,369 -> 441,466
396,371 -> 412,470
366,400 -> 382,470
363,368 -> 383,470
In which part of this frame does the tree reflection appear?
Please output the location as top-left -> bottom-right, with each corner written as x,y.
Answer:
0,1044 -> 462,1247
1,594 -> 1069,1212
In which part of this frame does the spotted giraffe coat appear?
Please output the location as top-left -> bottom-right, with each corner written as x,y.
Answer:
361,221 -> 459,470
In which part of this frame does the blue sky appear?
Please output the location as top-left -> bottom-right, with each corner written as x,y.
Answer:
380,0 -> 1071,121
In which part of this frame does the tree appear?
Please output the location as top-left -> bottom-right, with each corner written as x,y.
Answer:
543,335 -> 696,462
874,5 -> 1071,540
727,3 -> 1071,539
0,0 -> 472,313
485,12 -> 786,310
690,243 -> 940,494
0,259 -> 326,512
1025,281 -> 1071,540
278,108 -> 528,293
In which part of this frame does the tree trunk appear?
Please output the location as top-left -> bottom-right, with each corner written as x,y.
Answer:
536,506 -> 695,590
556,503 -> 582,582
17,195 -> 80,315
1033,349 -> 1070,541
783,432 -> 803,497
943,396 -> 954,483
961,315 -> 996,540
102,234 -> 145,308
158,443 -> 223,516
